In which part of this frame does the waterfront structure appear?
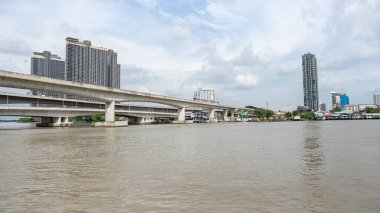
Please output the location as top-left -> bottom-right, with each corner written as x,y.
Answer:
65,37 -> 120,88
374,93 -> 380,106
340,94 -> 349,108
302,53 -> 319,111
319,103 -> 326,112
331,91 -> 341,109
194,88 -> 216,103
31,51 -> 65,97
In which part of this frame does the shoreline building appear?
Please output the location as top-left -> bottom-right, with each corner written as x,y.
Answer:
374,93 -> 380,106
65,37 -> 120,88
302,53 -> 319,111
31,51 -> 65,97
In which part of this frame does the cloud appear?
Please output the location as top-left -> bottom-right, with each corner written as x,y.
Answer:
133,0 -> 157,8
0,0 -> 380,110
235,74 -> 259,87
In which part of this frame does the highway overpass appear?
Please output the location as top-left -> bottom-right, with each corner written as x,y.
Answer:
0,70 -> 254,126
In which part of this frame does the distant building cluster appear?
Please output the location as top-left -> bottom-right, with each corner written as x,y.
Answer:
330,92 -> 350,109
301,52 -> 378,113
30,37 -> 121,98
193,88 -> 216,103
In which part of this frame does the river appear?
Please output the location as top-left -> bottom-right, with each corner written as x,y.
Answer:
0,121 -> 379,212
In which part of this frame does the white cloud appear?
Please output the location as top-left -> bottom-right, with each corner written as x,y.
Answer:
235,74 -> 259,87
134,0 -> 157,8
0,0 -> 379,110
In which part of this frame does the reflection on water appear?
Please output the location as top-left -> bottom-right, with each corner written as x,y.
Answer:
302,122 -> 325,212
1,121 -> 380,212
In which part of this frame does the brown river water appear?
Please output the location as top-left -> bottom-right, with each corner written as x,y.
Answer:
0,121 -> 379,212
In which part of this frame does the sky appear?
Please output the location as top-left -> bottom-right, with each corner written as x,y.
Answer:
0,0 -> 379,110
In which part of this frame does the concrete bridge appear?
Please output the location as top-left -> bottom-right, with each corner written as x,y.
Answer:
0,70 -> 254,126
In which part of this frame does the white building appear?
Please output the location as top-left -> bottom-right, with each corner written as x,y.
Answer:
331,91 -> 341,108
374,93 -> 380,106
193,88 -> 216,103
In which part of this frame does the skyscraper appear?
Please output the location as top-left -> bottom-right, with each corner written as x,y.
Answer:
340,94 -> 349,108
373,93 -> 380,106
31,51 -> 65,97
331,91 -> 341,109
65,37 -> 120,88
302,53 -> 319,111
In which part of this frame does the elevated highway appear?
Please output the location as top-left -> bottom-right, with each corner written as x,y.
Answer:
0,70 -> 254,126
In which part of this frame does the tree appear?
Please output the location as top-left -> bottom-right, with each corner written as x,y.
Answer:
265,110 -> 274,119
301,112 -> 315,120
253,108 -> 274,119
330,107 -> 341,113
363,107 -> 380,113
284,112 -> 292,120
292,110 -> 299,116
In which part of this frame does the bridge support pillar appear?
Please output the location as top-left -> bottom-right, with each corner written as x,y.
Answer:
231,109 -> 238,122
93,100 -> 128,127
208,109 -> 217,123
61,117 -> 72,126
37,117 -> 62,127
223,109 -> 229,122
173,107 -> 187,124
105,101 -> 115,122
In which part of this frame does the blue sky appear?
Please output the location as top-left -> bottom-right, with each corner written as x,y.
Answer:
0,0 -> 379,110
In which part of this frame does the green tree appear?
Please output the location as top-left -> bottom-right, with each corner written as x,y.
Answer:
300,112 -> 315,121
330,107 -> 341,113
284,112 -> 292,120
292,110 -> 299,116
265,110 -> 274,119
363,107 -> 380,113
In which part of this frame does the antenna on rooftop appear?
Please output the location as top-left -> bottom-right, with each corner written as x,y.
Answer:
24,59 -> 27,73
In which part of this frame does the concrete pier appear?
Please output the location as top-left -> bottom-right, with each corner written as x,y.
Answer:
93,121 -> 128,127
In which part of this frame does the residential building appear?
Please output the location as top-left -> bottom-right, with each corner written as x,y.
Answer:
374,93 -> 380,106
193,88 -> 216,103
31,51 -> 65,97
302,53 -> 319,111
65,37 -> 120,88
358,104 -> 378,111
340,94 -> 349,108
331,91 -> 341,109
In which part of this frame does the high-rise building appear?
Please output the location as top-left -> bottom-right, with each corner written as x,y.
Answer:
331,91 -> 341,109
193,88 -> 216,103
31,51 -> 65,97
65,37 -> 120,88
340,94 -> 349,108
302,53 -> 319,111
319,103 -> 326,112
374,93 -> 380,106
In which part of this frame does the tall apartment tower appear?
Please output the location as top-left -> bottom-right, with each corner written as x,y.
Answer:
302,53 -> 319,111
65,37 -> 120,88
31,51 -> 65,97
193,88 -> 216,103
373,93 -> 380,106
